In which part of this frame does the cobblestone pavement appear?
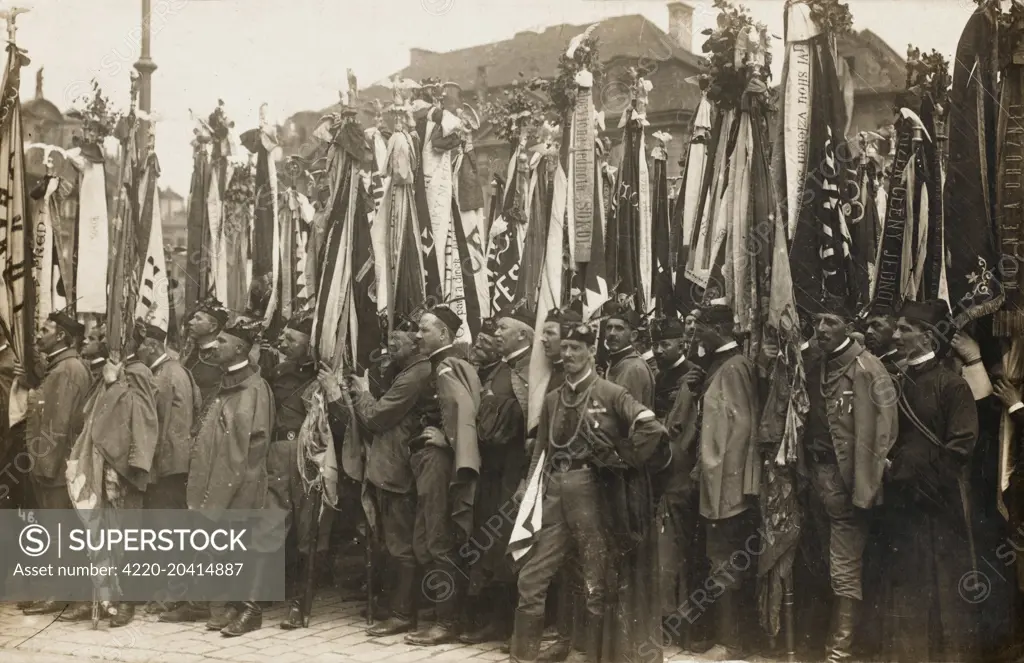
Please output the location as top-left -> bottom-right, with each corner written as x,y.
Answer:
0,594 -> 704,663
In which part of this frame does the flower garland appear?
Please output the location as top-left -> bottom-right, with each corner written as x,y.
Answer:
481,72 -> 551,145
905,45 -> 951,108
802,0 -> 854,37
550,32 -> 604,119
998,0 -> 1024,72
67,79 -> 123,143
700,0 -> 773,110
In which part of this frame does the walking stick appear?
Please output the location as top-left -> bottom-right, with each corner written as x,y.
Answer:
91,587 -> 99,630
366,515 -> 374,626
301,488 -> 324,628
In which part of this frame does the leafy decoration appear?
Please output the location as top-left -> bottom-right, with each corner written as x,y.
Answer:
67,79 -> 123,143
905,45 -> 951,111
550,34 -> 604,118
997,0 -> 1024,72
804,0 -> 854,36
699,0 -> 772,110
481,73 -> 552,145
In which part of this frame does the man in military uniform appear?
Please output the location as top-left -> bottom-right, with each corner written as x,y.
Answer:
185,318 -> 275,637
404,306 -> 481,646
81,322 -> 109,381
882,300 -> 978,662
690,305 -> 760,661
540,308 -> 565,392
21,312 -> 92,616
182,298 -> 230,405
509,316 -> 670,663
136,322 -> 200,512
323,324 -> 431,637
264,315 -> 333,629
803,311 -> 897,663
461,316 -> 528,645
602,302 -> 654,406
650,316 -> 708,651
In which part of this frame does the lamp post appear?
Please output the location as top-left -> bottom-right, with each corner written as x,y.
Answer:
134,0 -> 156,149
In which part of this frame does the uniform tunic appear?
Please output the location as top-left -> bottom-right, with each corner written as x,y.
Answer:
266,359 -> 329,555
695,347 -> 760,594
146,354 -> 201,509
607,347 -> 655,407
187,364 -> 275,523
882,357 -> 979,662
517,369 -> 669,663
28,347 -> 91,507
802,340 -> 897,600
470,351 -> 527,586
182,339 -> 223,406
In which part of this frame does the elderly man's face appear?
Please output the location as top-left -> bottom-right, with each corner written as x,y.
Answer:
495,317 -> 529,355
471,333 -> 501,366
277,328 -> 311,362
416,313 -> 448,355
388,331 -> 418,364
214,333 -> 248,366
654,338 -> 686,370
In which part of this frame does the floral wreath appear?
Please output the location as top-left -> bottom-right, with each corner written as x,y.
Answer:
67,79 -> 123,143
700,0 -> 774,110
481,73 -> 552,146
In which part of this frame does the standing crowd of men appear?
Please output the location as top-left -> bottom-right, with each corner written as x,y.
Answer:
2,294 -> 1024,663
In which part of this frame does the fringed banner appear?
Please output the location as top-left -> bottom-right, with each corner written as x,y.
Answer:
69,143 -> 110,315
486,149 -> 523,316
135,154 -> 169,330
184,145 -> 210,316
944,5 -> 1003,325
29,176 -> 64,334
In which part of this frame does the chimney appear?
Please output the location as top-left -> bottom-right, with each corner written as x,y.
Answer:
409,47 -> 435,68
667,2 -> 693,53
476,65 -> 488,105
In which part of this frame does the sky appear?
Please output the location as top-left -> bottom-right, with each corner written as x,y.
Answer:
12,0 -> 981,194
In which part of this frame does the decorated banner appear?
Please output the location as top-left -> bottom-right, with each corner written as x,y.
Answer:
944,3 -> 1003,325
572,87 -> 595,262
135,145 -> 169,330
871,117 -> 915,312
0,40 -> 34,380
650,131 -> 673,315
995,44 -> 1024,335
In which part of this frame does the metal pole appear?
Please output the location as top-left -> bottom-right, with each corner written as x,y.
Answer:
134,0 -> 156,150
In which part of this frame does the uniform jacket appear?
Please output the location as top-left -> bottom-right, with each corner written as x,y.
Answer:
527,370 -> 668,479
661,360 -> 700,497
150,355 -> 201,479
268,359 -> 316,437
187,364 -> 275,520
28,347 -> 91,485
888,357 -> 978,512
87,358 -> 161,491
698,350 -> 761,520
546,360 -> 565,394
804,340 -> 898,509
607,347 -> 655,407
430,347 -> 482,542
182,339 -> 223,406
329,356 -> 432,495
503,345 -> 531,417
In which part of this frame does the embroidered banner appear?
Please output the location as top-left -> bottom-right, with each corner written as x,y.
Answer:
572,89 -> 595,262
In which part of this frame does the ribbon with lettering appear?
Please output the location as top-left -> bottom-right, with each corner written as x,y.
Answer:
870,117 -> 914,313
995,61 -> 1024,336
572,86 -> 595,263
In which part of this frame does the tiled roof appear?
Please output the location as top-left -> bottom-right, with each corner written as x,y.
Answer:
347,14 -> 701,110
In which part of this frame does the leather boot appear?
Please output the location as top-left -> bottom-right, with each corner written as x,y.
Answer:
160,601 -> 211,623
22,599 -> 66,616
279,600 -> 304,630
405,561 -> 461,646
145,600 -> 178,615
460,584 -> 514,644
368,561 -> 417,637
221,601 -> 263,637
825,596 -> 858,663
704,589 -> 743,661
279,555 -> 308,630
584,613 -> 604,663
57,602 -> 98,622
206,602 -> 241,630
510,609 -> 546,663
538,581 -> 575,660
109,602 -> 135,628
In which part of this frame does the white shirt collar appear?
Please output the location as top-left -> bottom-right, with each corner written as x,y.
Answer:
881,348 -> 899,359
125,354 -> 136,363
567,368 -> 593,391
150,353 -> 169,370
90,357 -> 106,366
47,346 -> 70,359
800,340 -> 811,352
671,354 -> 688,370
504,345 -> 530,363
832,338 -> 852,355
715,340 -> 738,354
200,340 -> 218,350
0,343 -> 8,353
227,359 -> 249,373
429,344 -> 454,359
907,351 -> 935,366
